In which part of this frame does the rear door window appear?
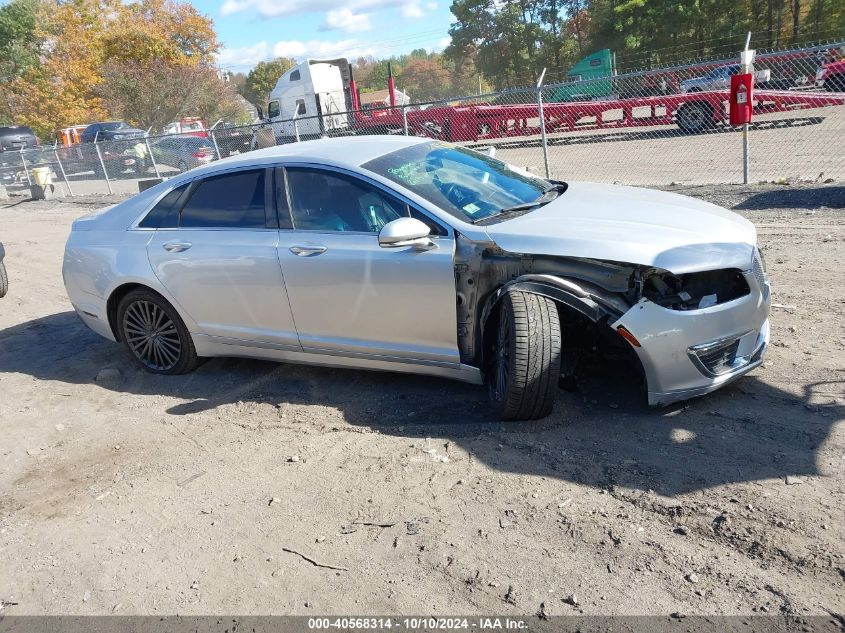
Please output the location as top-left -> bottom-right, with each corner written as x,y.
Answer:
180,169 -> 268,228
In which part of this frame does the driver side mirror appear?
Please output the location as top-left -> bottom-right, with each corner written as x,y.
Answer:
378,217 -> 434,249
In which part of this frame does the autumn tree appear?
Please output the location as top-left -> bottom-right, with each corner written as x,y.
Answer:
0,0 -> 243,139
244,57 -> 297,107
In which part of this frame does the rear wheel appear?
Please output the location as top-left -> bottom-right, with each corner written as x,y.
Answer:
487,291 -> 562,421
117,289 -> 199,375
676,101 -> 714,134
0,261 -> 8,298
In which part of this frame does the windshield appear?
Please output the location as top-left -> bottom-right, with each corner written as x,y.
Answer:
362,141 -> 553,223
102,122 -> 127,131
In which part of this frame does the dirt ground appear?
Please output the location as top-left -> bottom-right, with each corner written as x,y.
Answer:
0,183 -> 843,619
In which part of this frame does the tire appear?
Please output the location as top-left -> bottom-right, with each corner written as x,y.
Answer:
676,101 -> 714,134
487,291 -> 562,421
116,289 -> 199,375
0,261 -> 7,298
177,160 -> 188,173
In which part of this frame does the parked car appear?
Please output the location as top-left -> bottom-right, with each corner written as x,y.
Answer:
80,121 -> 146,143
63,136 -> 770,421
0,241 -> 8,298
680,64 -> 740,93
0,126 -> 38,152
212,123 -> 254,157
151,136 -> 216,171
815,59 -> 845,91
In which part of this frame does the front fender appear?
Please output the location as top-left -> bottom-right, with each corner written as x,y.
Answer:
480,274 -> 629,334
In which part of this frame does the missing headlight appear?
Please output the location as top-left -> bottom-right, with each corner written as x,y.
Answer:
642,269 -> 750,310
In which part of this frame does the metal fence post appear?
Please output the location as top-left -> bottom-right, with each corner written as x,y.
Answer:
145,138 -> 161,179
19,148 -> 31,186
742,125 -> 749,184
54,149 -> 73,197
741,31 -> 752,184
210,130 -> 222,160
293,117 -> 300,143
402,105 -> 409,136
536,68 -> 551,179
95,142 -> 113,195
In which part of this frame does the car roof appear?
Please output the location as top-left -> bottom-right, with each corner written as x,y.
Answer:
192,135 -> 432,176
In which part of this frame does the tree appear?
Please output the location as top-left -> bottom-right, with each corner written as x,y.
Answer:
0,0 -> 228,139
400,59 -> 453,101
99,62 -> 247,131
0,0 -> 40,83
244,57 -> 296,107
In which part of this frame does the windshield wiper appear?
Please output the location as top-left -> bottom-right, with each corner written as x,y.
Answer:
472,184 -> 566,224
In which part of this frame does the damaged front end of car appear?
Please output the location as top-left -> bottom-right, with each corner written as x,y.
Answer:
455,235 -> 771,407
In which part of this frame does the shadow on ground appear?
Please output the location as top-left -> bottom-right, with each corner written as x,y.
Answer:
733,185 -> 845,210
1,311 -> 841,497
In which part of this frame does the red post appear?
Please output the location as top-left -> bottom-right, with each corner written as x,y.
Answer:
349,66 -> 360,113
388,62 -> 397,111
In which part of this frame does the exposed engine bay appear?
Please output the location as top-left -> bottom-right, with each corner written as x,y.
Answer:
454,234 -> 752,366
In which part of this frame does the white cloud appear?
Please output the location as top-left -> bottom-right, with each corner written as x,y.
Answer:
321,8 -> 372,33
221,0 -> 411,18
424,36 -> 451,54
272,39 -> 378,60
216,41 -> 272,68
426,1 -> 437,9
401,2 -> 424,18
216,38 -> 384,69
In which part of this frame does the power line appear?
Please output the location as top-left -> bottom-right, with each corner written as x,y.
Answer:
217,27 -> 450,72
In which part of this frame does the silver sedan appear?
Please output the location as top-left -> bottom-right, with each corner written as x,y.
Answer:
63,136 -> 770,420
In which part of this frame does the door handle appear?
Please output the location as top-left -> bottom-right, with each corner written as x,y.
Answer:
289,245 -> 327,257
163,241 -> 192,253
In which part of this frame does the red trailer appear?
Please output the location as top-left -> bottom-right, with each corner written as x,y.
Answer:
349,88 -> 845,142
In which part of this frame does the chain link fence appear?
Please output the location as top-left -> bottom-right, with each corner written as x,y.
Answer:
3,38 -> 843,198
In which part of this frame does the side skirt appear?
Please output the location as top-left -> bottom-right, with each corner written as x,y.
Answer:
192,334 -> 483,385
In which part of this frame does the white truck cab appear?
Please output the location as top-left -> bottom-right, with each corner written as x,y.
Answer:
266,58 -> 354,140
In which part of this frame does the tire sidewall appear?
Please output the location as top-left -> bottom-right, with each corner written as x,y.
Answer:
116,289 -> 197,375
488,293 -> 517,408
0,261 -> 8,298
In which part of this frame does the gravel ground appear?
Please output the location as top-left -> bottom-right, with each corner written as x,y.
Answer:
0,182 -> 843,619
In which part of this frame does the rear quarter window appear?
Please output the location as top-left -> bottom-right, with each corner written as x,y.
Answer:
138,184 -> 189,229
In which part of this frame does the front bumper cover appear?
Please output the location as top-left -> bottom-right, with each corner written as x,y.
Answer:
614,271 -> 770,407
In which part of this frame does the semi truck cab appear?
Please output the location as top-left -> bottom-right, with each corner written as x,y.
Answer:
265,59 -> 355,141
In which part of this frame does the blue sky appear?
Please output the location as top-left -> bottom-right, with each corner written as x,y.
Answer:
199,0 -> 455,72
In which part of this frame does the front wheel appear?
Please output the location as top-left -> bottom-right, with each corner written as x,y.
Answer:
117,289 -> 199,374
487,291 -> 562,421
0,261 -> 8,298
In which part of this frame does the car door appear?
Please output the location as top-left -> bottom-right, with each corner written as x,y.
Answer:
146,168 -> 300,349
276,165 -> 460,365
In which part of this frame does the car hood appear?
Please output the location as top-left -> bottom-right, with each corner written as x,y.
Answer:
484,182 -> 757,274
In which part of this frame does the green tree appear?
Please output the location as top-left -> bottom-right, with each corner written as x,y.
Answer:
0,0 -> 40,82
244,57 -> 296,107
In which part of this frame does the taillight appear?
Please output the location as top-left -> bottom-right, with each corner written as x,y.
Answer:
192,148 -> 213,158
